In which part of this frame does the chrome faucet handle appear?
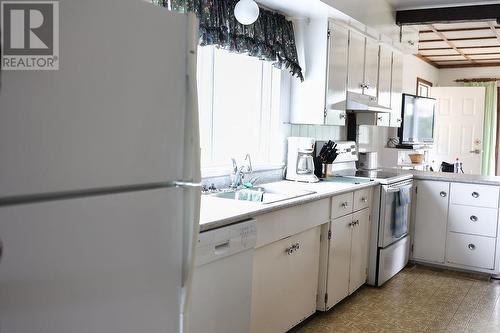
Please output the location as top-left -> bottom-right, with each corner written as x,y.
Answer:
231,158 -> 238,174
244,153 -> 253,173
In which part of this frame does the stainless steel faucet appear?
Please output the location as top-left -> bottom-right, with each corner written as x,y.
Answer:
230,154 -> 253,189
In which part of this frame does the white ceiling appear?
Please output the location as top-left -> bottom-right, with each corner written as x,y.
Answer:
387,0 -> 500,10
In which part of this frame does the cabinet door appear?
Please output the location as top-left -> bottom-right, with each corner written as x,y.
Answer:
363,38 -> 379,98
325,22 -> 349,126
413,181 -> 450,263
348,208 -> 370,294
377,46 -> 392,108
326,215 -> 352,309
347,31 -> 366,95
251,227 -> 321,333
376,113 -> 390,127
389,52 -> 403,127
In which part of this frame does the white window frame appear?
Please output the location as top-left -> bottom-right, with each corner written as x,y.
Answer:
197,46 -> 286,177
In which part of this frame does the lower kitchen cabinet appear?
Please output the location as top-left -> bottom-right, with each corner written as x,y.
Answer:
413,180 -> 500,274
317,207 -> 370,311
349,209 -> 371,293
251,226 -> 321,333
413,180 -> 450,263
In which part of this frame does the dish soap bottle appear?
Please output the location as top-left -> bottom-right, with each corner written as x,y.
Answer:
454,158 -> 461,173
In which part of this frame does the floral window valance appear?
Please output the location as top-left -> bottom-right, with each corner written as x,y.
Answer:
153,0 -> 304,81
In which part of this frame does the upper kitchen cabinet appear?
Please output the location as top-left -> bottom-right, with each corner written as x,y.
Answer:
347,30 -> 379,99
389,52 -> 403,128
324,21 -> 349,126
377,46 -> 392,109
289,18 -> 329,125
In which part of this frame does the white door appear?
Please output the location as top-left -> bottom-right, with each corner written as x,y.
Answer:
0,188 -> 183,333
0,0 -> 192,197
413,180 -> 450,263
431,87 -> 485,174
348,208 -> 370,294
326,215 -> 352,308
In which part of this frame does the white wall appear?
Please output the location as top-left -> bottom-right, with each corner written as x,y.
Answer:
438,67 -> 500,86
402,54 -> 440,94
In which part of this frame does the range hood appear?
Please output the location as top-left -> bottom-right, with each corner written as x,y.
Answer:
345,92 -> 391,113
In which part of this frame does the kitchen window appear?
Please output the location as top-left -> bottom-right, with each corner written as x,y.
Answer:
197,46 -> 285,173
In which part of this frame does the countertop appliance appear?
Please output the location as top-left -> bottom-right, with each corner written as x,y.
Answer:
357,152 -> 378,170
326,144 -> 413,287
190,219 -> 257,333
286,137 -> 319,183
0,2 -> 200,333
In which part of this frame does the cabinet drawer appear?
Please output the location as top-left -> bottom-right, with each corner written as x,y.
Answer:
256,199 -> 329,248
448,204 -> 498,237
331,192 -> 354,219
446,232 -> 496,269
353,188 -> 371,212
450,183 -> 499,208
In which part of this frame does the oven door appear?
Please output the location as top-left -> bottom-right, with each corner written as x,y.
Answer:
378,180 -> 412,248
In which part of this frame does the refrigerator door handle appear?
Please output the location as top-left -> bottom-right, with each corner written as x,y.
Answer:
171,181 -> 202,188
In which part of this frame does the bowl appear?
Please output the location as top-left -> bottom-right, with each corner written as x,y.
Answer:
408,153 -> 424,164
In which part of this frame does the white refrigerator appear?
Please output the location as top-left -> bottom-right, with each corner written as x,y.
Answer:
0,0 -> 201,333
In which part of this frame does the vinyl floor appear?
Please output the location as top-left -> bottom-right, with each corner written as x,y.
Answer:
293,265 -> 500,333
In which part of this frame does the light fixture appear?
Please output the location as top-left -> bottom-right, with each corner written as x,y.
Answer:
234,0 -> 260,25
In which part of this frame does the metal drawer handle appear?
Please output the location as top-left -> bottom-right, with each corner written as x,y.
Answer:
470,215 -> 478,222
361,197 -> 368,203
339,113 -> 346,119
285,242 -> 300,255
341,202 -> 349,208
472,192 -> 480,198
468,243 -> 476,250
440,191 -> 447,197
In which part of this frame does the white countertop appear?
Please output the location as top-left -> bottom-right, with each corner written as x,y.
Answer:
200,179 -> 379,232
406,169 -> 500,185
199,169 -> 500,232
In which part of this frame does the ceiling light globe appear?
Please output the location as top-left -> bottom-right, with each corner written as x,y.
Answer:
234,0 -> 260,25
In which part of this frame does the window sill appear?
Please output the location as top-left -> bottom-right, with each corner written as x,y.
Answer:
201,163 -> 285,179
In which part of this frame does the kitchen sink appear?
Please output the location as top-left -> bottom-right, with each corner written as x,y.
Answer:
210,185 -> 316,204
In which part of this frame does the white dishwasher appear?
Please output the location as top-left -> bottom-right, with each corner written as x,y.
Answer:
190,219 -> 257,333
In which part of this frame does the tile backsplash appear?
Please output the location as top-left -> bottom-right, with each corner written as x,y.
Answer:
290,124 -> 347,141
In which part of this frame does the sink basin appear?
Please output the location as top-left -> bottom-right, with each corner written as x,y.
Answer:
210,185 -> 316,204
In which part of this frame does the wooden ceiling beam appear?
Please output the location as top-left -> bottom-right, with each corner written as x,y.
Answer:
419,36 -> 498,43
420,26 -> 500,34
415,54 -> 440,68
396,4 -> 500,26
423,52 -> 500,57
439,62 -> 500,68
434,58 -> 500,63
428,24 -> 474,64
419,45 -> 500,51
488,22 -> 500,44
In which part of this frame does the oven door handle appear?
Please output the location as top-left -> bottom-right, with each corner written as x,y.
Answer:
384,184 -> 412,193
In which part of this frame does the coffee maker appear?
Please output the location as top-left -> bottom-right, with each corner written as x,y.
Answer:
286,137 -> 319,183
